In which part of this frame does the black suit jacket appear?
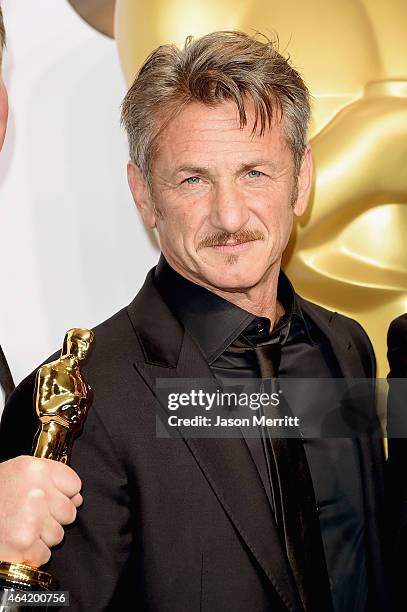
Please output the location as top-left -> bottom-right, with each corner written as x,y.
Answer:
387,314 -> 407,378
0,269 -> 387,612
386,314 -> 407,611
0,344 -> 14,401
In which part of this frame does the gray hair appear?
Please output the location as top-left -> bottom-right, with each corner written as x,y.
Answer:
121,31 -> 311,187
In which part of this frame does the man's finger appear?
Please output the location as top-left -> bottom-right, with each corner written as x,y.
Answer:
42,459 -> 82,498
48,488 -> 78,526
22,538 -> 51,568
40,515 -> 65,548
71,492 -> 83,508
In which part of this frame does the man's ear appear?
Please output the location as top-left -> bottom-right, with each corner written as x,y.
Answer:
127,161 -> 156,229
293,145 -> 313,217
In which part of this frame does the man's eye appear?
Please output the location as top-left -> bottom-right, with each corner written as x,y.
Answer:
184,176 -> 201,184
248,170 -> 263,178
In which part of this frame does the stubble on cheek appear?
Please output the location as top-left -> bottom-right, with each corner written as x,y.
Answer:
149,190 -> 165,219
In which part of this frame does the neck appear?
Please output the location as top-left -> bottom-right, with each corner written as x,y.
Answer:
167,257 -> 284,330
209,266 -> 283,329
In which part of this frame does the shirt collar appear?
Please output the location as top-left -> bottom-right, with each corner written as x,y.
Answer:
154,255 -> 314,364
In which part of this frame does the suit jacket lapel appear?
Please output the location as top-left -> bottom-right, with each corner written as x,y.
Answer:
299,297 -> 387,610
298,300 -> 364,378
127,270 -> 304,612
0,344 -> 14,399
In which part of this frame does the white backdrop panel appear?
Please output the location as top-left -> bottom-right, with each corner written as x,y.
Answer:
0,0 -> 159,386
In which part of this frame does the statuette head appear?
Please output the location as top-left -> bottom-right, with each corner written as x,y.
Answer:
64,328 -> 94,361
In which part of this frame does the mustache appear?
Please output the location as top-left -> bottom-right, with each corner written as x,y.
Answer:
197,229 -> 265,250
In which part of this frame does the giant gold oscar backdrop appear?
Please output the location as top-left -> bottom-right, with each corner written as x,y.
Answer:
72,0 -> 407,377
113,0 -> 407,377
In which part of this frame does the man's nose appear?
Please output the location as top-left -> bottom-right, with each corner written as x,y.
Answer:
209,183 -> 250,233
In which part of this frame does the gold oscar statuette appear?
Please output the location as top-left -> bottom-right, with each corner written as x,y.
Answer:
0,328 -> 94,598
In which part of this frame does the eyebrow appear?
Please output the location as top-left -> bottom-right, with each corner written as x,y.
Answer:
238,160 -> 278,174
173,160 -> 278,178
174,165 -> 211,177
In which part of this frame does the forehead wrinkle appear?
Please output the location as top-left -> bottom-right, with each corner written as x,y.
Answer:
164,127 -> 253,152
159,136 -> 268,167
154,103 -> 291,177
163,111 -> 253,144
160,140 -> 288,179
163,120 -> 285,155
160,104 -> 281,146
173,157 -> 280,176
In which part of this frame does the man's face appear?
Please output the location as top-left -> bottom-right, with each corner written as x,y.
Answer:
0,73 -> 8,151
128,100 -> 312,292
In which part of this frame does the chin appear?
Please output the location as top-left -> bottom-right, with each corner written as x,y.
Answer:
199,266 -> 265,292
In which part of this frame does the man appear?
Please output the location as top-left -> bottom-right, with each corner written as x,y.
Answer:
0,31 -> 387,611
386,314 -> 407,611
388,315 -> 407,379
0,7 -> 13,411
0,6 -> 83,569
0,347 -> 13,412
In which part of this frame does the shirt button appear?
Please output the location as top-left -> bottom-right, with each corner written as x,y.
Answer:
316,502 -> 321,514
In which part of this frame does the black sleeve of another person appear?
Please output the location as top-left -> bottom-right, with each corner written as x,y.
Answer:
0,369 -> 135,611
386,314 -> 407,612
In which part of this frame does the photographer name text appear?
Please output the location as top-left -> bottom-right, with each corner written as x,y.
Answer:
167,414 -> 300,428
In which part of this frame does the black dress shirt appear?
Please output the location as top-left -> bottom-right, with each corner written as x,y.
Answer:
154,256 -> 368,612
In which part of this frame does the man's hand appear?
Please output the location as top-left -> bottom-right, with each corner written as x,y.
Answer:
0,456 -> 82,567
